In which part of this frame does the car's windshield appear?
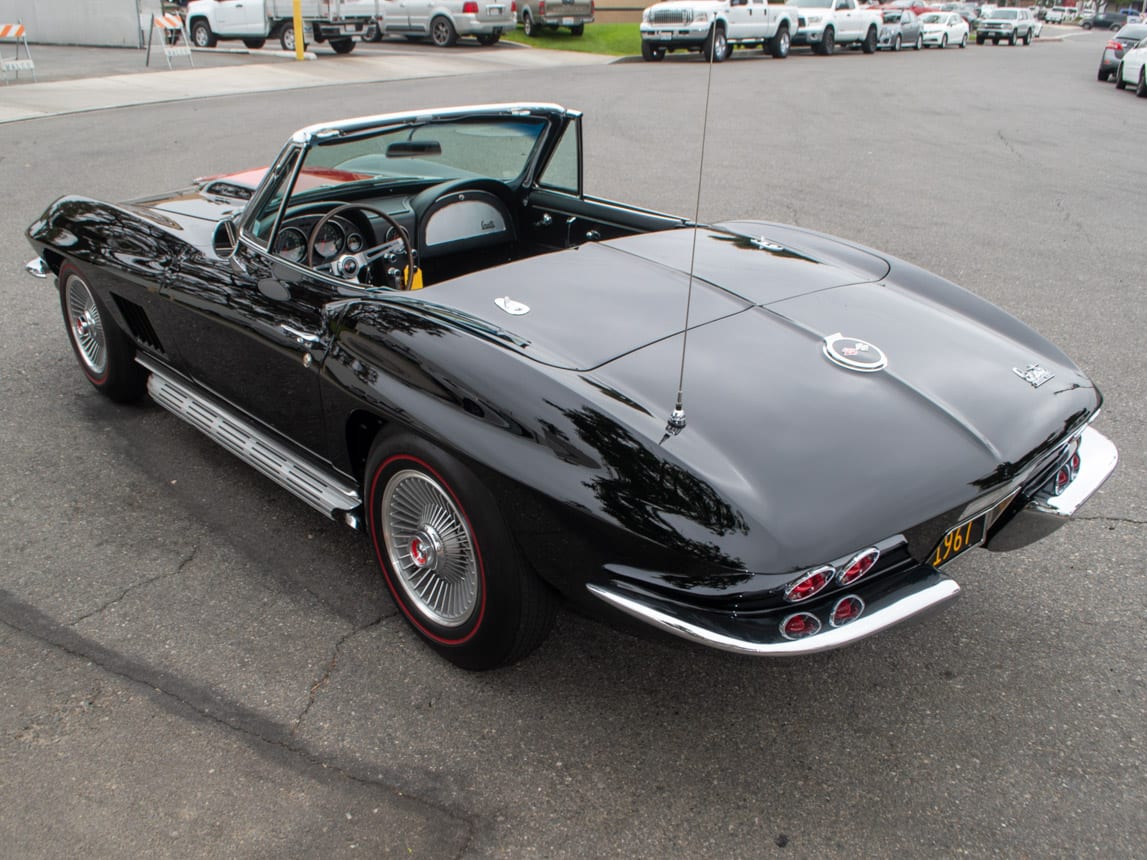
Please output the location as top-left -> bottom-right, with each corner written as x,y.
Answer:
990,9 -> 1018,18
798,0 -> 835,8
297,117 -> 548,194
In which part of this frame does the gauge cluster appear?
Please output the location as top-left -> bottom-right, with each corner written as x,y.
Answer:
272,215 -> 365,266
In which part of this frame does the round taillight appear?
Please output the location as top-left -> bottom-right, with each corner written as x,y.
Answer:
784,565 -> 834,603
1053,465 -> 1071,495
780,612 -> 822,640
837,547 -> 879,586
1070,452 -> 1081,475
830,595 -> 865,627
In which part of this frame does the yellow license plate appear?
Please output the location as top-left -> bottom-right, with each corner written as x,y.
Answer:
930,512 -> 987,568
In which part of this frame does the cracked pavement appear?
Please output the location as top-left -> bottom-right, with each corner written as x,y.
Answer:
1,30 -> 1145,858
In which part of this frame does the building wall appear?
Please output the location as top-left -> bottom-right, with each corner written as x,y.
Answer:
0,0 -> 165,48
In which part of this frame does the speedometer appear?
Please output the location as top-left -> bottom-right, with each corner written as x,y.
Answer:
273,227 -> 307,263
313,222 -> 344,260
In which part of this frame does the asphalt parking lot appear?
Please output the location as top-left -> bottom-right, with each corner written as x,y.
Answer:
1,28 -> 1145,858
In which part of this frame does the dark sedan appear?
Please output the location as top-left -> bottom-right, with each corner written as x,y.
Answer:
1098,23 -> 1147,80
1084,11 -> 1136,31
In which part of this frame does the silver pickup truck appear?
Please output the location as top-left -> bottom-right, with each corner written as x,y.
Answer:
639,0 -> 799,62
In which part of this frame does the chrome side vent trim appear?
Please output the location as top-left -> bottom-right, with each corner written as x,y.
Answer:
138,357 -> 361,520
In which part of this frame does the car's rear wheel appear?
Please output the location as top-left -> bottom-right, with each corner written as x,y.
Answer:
58,264 -> 146,403
365,434 -> 557,670
190,19 -> 216,48
769,25 -> 790,58
330,37 -> 355,53
279,26 -> 306,51
430,15 -> 458,47
1137,68 -> 1147,97
1116,62 -> 1127,89
1097,67 -> 1110,82
977,34 -> 985,44
523,10 -> 540,37
641,40 -> 666,61
570,24 -> 585,36
476,32 -> 500,45
243,38 -> 266,49
915,33 -> 922,49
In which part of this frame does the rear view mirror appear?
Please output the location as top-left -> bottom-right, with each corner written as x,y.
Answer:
387,141 -> 443,158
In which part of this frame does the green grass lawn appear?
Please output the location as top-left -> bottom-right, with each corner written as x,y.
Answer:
501,23 -> 642,56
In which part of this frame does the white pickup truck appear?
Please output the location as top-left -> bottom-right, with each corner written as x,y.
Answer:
185,0 -> 377,53
789,0 -> 882,54
639,0 -> 800,62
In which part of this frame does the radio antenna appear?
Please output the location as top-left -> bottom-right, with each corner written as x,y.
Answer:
665,33 -> 719,438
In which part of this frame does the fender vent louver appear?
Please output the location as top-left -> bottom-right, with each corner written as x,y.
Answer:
112,295 -> 165,354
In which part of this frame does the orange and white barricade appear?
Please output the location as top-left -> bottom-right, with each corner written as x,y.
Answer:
0,21 -> 35,85
146,13 -> 194,69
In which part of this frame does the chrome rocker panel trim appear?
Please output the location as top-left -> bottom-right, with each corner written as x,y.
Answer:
138,356 -> 361,520
588,573 -> 961,657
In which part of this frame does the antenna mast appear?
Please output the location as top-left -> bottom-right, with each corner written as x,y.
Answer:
666,34 -> 719,438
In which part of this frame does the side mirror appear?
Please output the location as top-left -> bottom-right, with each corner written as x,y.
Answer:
213,217 -> 238,258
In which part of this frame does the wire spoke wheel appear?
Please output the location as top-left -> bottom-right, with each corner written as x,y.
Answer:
64,274 -> 108,377
382,469 -> 479,627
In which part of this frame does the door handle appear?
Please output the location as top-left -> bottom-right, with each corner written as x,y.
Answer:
281,325 -> 321,345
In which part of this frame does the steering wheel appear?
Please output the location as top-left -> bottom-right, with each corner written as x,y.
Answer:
305,202 -> 415,289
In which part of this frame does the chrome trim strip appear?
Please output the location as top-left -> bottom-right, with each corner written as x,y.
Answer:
138,357 -> 361,520
25,257 -> 49,279
587,579 -> 961,657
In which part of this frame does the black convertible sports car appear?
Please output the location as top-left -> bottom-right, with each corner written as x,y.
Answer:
26,103 -> 1117,669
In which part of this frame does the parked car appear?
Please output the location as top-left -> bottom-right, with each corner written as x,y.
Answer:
24,103 -> 1116,669
366,0 -> 514,46
1083,10 -> 1131,30
1115,34 -> 1147,93
790,0 -> 884,55
1097,23 -> 1147,80
920,11 -> 968,46
878,8 -> 924,49
976,7 -> 1037,44
519,0 -> 594,37
639,0 -> 799,62
1045,5 -> 1070,23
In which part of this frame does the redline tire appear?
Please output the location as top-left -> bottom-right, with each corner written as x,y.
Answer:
58,263 -> 146,403
365,434 -> 557,669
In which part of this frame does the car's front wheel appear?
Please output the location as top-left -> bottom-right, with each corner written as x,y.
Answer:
1097,67 -> 1110,82
1116,62 -> 1127,89
641,40 -> 666,61
523,10 -> 540,37
960,32 -> 967,48
1138,68 -> 1147,97
365,434 -> 557,670
915,33 -> 922,49
941,33 -> 948,48
430,15 -> 458,47
58,264 -> 146,403
815,26 -> 835,55
862,25 -> 877,54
